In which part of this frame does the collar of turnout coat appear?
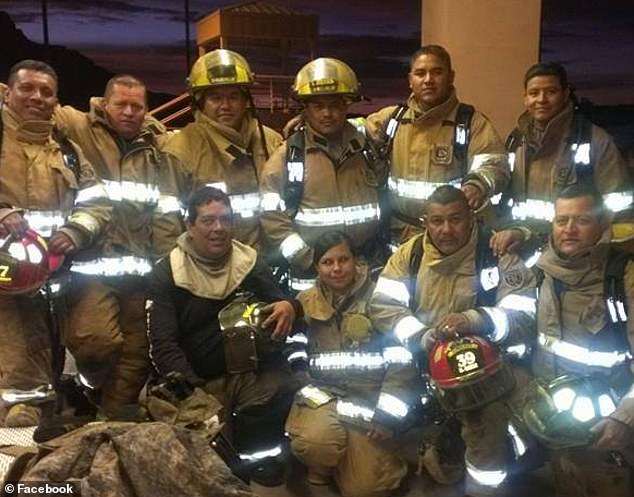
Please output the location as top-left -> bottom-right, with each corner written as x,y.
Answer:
3,105 -> 55,145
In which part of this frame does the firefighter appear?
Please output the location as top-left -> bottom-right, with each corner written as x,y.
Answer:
260,58 -> 384,292
285,231 -> 416,497
146,186 -> 301,485
163,49 -> 282,251
365,45 -> 509,246
368,185 -> 536,496
491,63 -> 632,255
523,183 -> 634,497
53,74 -> 191,417
0,60 -> 110,427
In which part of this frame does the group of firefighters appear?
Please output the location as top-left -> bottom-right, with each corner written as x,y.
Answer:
0,42 -> 632,497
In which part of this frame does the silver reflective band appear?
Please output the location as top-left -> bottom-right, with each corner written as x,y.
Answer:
480,307 -> 509,343
238,445 -> 282,461
606,297 -> 628,323
71,256 -> 152,276
300,385 -> 332,405
466,461 -> 507,487
290,278 -> 315,291
499,294 -> 537,315
156,195 -> 182,214
280,233 -> 307,260
288,161 -> 304,182
394,315 -> 425,344
75,184 -> 108,203
388,176 -> 461,200
603,192 -> 632,212
490,193 -> 503,205
295,203 -> 380,227
382,346 -> 414,364
508,152 -> 516,173
262,192 -> 284,211
205,182 -> 227,193
287,351 -> 308,362
480,266 -> 499,291
538,333 -> 631,368
511,199 -> 554,222
469,153 -> 506,171
102,179 -> 160,204
525,250 -> 542,269
571,142 -> 590,165
310,352 -> 385,371
336,399 -> 374,423
376,392 -> 409,418
286,333 -> 308,345
508,423 -> 527,459
456,127 -> 467,146
505,344 -> 527,359
23,210 -> 67,237
385,117 -> 399,138
230,192 -> 261,218
374,277 -> 410,306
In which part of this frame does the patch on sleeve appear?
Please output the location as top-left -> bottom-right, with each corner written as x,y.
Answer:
504,269 -> 524,288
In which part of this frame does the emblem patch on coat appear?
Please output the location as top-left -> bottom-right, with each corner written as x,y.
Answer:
431,145 -> 453,165
504,269 -> 524,288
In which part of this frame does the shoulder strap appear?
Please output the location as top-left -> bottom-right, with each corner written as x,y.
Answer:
283,129 -> 306,213
604,249 -> 631,337
53,128 -> 81,182
505,127 -> 523,153
474,225 -> 498,307
379,104 -> 407,161
408,234 -> 425,310
570,111 -> 593,183
453,103 -> 475,174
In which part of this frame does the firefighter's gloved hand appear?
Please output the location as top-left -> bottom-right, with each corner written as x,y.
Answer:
590,417 -> 632,451
1,212 -> 28,239
436,313 -> 472,337
261,300 -> 296,339
49,231 -> 77,254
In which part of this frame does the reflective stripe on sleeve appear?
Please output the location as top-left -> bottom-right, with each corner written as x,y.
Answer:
374,277 -> 410,305
466,461 -> 507,488
102,179 -> 160,204
376,392 -> 409,419
538,333 -> 631,368
394,315 -> 425,344
75,184 -> 108,204
23,210 -> 67,237
388,176 -> 461,200
280,233 -> 307,261
71,256 -> 152,276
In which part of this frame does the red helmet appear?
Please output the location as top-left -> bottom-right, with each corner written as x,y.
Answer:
0,230 -> 60,295
428,335 -> 515,412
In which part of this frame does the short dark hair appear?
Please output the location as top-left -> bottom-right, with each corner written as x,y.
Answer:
8,59 -> 58,88
313,230 -> 357,266
524,63 -> 568,90
187,186 -> 232,224
104,74 -> 147,103
426,185 -> 469,212
555,183 -> 606,219
410,45 -> 452,72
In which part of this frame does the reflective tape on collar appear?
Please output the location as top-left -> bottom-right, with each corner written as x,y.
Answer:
71,256 -> 152,276
75,184 -> 108,204
374,277 -> 410,305
23,210 -> 68,237
376,392 -> 409,419
280,233 -> 307,261
102,179 -> 160,204
603,192 -> 632,212
538,333 -> 631,368
511,199 -> 554,222
388,176 -> 461,200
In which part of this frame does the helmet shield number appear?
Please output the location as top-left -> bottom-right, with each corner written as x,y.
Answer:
447,342 -> 485,380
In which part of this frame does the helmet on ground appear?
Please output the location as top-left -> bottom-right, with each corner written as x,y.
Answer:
523,374 -> 618,449
428,335 -> 515,412
292,58 -> 360,101
188,49 -> 254,95
0,230 -> 59,295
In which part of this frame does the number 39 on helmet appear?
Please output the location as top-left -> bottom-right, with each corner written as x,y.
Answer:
428,335 -> 516,412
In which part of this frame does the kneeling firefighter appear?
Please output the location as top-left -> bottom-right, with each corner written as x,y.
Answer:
146,186 -> 305,485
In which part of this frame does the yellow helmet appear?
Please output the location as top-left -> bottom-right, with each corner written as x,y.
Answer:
187,49 -> 254,94
293,58 -> 360,100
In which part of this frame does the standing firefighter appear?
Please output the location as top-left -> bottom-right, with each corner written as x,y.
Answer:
54,74 -> 190,417
366,45 -> 509,246
164,49 -> 282,251
0,60 -> 110,427
260,58 -> 384,292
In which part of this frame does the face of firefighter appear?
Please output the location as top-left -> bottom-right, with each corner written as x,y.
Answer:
5,69 -> 57,121
524,75 -> 569,126
316,242 -> 356,292
303,95 -> 348,138
187,200 -> 234,259
104,84 -> 147,139
409,54 -> 454,109
425,200 -> 473,255
553,195 -> 605,257
201,86 -> 248,131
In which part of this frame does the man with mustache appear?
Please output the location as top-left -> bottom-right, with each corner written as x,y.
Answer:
53,74 -> 190,418
369,185 -> 537,496
0,60 -> 110,426
260,58 -> 384,292
491,63 -> 632,255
